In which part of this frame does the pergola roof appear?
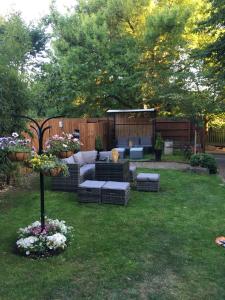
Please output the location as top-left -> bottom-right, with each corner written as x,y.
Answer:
107,108 -> 156,113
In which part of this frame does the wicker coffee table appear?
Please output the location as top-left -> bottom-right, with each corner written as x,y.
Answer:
101,181 -> 130,205
95,160 -> 129,182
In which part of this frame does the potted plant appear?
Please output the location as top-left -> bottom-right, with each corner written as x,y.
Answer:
95,136 -> 103,160
28,154 -> 69,177
154,133 -> 164,161
46,133 -> 81,158
5,133 -> 31,162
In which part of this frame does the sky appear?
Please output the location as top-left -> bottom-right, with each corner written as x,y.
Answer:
0,0 -> 76,23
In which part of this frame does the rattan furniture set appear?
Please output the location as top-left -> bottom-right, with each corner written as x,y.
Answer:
52,150 -> 160,206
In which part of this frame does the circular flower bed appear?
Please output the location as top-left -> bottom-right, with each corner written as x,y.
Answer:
16,218 -> 73,257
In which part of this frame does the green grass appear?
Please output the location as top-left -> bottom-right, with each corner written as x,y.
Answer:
128,151 -> 188,162
1,170 -> 225,299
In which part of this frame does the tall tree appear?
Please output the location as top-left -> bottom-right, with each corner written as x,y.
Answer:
0,14 -> 47,134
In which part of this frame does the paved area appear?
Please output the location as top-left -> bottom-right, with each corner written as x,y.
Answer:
212,154 -> 225,180
132,156 -> 225,181
130,161 -> 189,170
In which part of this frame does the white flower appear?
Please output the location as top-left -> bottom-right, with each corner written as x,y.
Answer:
17,236 -> 39,249
12,132 -> 19,138
47,218 -> 68,234
46,233 -> 67,250
118,76 -> 123,80
109,75 -> 114,81
62,144 -> 68,148
31,221 -> 41,228
26,251 -> 30,255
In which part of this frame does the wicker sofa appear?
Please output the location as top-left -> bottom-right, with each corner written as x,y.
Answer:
52,151 -> 97,192
52,150 -> 137,192
116,136 -> 153,152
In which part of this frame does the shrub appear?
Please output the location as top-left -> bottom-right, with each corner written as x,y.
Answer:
190,153 -> 217,174
95,136 -> 103,151
0,149 -> 18,187
155,133 -> 164,150
183,144 -> 193,160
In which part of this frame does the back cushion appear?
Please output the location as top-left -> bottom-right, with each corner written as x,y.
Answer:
81,150 -> 97,164
140,136 -> 152,146
129,136 -> 140,146
73,152 -> 85,165
61,155 -> 75,164
117,137 -> 128,147
99,151 -> 112,160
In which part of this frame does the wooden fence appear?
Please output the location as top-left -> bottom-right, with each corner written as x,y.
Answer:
156,119 -> 194,145
206,128 -> 225,146
114,112 -> 153,138
23,117 -> 199,151
23,118 -> 109,151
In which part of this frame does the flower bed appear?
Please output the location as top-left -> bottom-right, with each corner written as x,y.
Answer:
16,218 -> 73,257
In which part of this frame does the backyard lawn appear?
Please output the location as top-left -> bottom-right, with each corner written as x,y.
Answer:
1,169 -> 225,300
129,152 -> 188,162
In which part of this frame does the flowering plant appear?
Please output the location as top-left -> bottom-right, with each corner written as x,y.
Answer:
46,133 -> 81,155
28,154 -> 69,176
0,133 -> 31,153
16,218 -> 73,257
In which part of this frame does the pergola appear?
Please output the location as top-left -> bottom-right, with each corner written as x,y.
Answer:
107,108 -> 157,147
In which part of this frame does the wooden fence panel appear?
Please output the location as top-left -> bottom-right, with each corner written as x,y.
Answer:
156,119 -> 192,144
22,117 -> 199,151
207,128 -> 225,146
116,124 -> 153,138
23,118 -> 108,151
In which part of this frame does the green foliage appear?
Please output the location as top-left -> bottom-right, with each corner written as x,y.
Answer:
154,133 -> 164,150
190,153 -> 217,173
183,144 -> 193,160
95,136 -> 103,151
0,66 -> 29,134
0,149 -> 18,187
0,14 -> 48,130
198,0 -> 225,78
28,154 -> 69,176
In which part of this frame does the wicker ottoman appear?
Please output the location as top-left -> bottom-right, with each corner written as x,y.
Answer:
101,181 -> 130,205
130,147 -> 143,159
115,147 -> 126,159
136,173 -> 160,192
78,180 -> 106,203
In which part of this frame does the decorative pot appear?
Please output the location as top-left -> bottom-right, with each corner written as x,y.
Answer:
8,152 -> 30,162
112,148 -> 119,163
58,151 -> 74,159
43,167 -> 62,177
154,149 -> 162,162
96,149 -> 103,161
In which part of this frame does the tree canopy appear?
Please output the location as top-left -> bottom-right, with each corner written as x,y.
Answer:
0,0 -> 224,128
0,14 -> 47,134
